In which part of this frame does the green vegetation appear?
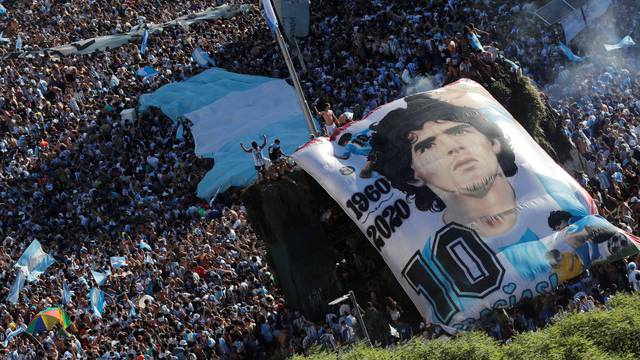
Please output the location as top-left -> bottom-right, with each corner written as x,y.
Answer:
296,293 -> 640,360
484,64 -> 574,163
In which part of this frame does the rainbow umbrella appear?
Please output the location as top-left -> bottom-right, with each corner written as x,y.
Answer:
27,306 -> 72,334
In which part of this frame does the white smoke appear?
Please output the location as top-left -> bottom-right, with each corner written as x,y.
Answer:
402,74 -> 440,96
522,2 -> 538,14
544,3 -> 638,99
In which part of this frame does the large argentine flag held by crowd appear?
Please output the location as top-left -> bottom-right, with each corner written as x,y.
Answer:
139,68 -> 309,199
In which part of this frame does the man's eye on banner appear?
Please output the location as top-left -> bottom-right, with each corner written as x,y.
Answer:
370,94 -> 518,238
292,79 -> 640,328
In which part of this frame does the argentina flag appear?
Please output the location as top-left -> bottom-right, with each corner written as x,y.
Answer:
558,43 -> 584,63
0,4 -> 7,16
128,300 -> 138,319
604,36 -> 636,51
139,67 -> 310,199
17,240 -> 55,282
138,240 -> 152,251
62,281 -> 73,305
192,47 -> 215,68
91,269 -> 111,286
140,29 -> 149,54
135,66 -> 160,82
5,269 -> 26,304
2,327 -> 26,347
89,288 -> 105,318
110,256 -> 127,269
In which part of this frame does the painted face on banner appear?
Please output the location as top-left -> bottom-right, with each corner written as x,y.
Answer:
292,79 -> 640,330
408,120 -> 501,196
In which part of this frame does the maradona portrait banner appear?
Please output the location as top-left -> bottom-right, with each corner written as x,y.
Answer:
292,79 -> 640,328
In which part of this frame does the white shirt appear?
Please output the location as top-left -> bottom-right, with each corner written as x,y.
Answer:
628,269 -> 640,291
251,148 -> 266,167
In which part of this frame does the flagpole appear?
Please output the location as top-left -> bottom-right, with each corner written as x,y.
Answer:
263,0 -> 318,137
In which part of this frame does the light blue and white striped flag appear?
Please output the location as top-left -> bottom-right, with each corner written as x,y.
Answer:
17,240 -> 55,282
140,29 -> 149,54
138,68 -> 310,198
74,338 -> 84,357
604,36 -> 636,52
192,47 -> 215,68
138,240 -> 152,251
0,32 -> 9,43
5,269 -> 26,304
261,0 -> 279,32
62,281 -> 73,305
128,300 -> 138,319
110,256 -> 127,269
2,327 -> 25,348
558,43 -> 584,63
91,269 -> 111,287
176,123 -> 185,141
89,288 -> 105,319
15,35 -> 21,50
0,4 -> 7,16
135,66 -> 160,81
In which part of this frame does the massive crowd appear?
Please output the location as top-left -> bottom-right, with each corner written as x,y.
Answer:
0,2 -> 296,359
0,0 -> 639,358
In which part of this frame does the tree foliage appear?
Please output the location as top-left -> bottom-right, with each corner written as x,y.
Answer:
296,294 -> 640,360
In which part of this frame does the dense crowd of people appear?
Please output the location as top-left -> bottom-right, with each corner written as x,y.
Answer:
0,2 -> 299,359
0,0 -> 640,358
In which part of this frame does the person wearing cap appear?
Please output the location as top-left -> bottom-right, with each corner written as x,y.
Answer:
337,111 -> 355,126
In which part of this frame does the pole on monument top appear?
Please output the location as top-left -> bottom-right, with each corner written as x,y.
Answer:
261,0 -> 318,137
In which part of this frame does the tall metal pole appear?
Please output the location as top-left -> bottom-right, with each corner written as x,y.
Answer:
291,36 -> 308,73
349,290 -> 372,346
271,12 -> 318,136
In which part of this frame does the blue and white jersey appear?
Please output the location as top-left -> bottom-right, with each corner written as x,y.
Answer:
418,163 -> 595,328
339,128 -> 373,158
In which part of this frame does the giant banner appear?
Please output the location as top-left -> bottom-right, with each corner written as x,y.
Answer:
293,79 -> 640,328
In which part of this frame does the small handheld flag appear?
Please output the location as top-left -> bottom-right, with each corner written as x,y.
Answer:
558,43 -> 584,63
604,36 -> 636,52
91,269 -> 111,286
135,66 -> 160,82
62,281 -> 73,305
89,288 -> 105,318
110,256 -> 127,269
192,47 -> 215,68
17,240 -> 55,282
140,29 -> 149,54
